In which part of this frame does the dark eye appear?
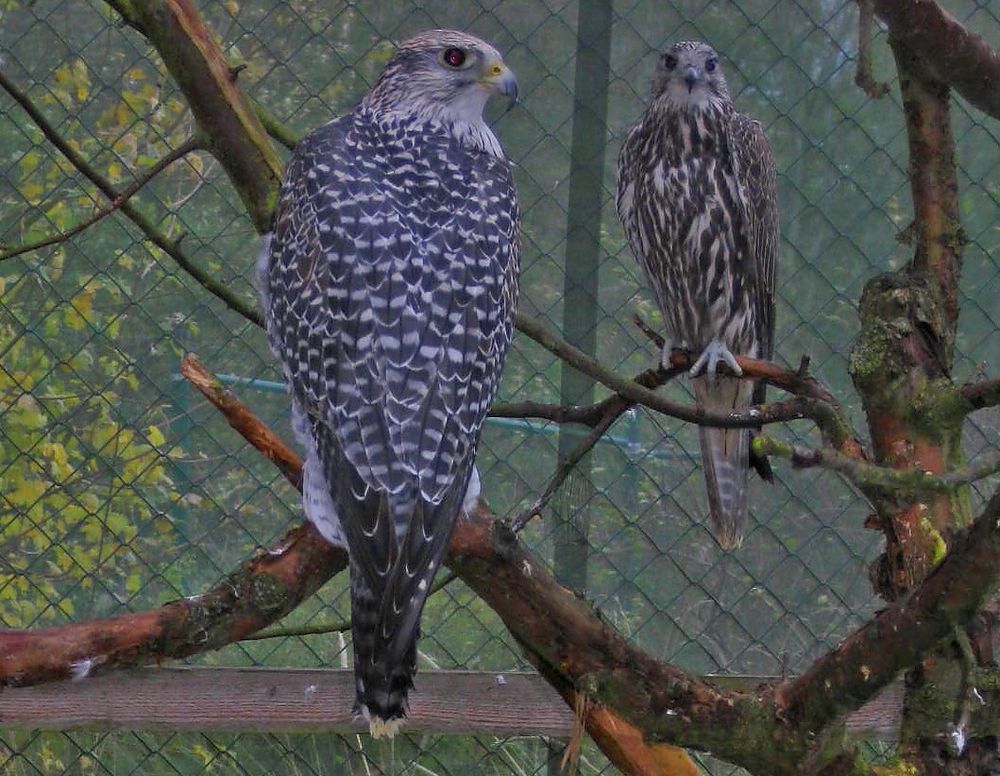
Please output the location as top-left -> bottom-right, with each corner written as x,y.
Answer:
663,54 -> 677,70
442,47 -> 467,68
705,57 -> 717,73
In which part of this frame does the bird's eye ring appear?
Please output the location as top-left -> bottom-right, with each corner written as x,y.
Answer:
663,54 -> 677,70
705,57 -> 717,73
442,48 -> 467,68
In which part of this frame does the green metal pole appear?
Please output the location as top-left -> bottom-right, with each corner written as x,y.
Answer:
548,4 -> 613,769
551,0 -> 613,594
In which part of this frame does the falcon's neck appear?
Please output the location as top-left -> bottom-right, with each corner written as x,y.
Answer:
359,101 -> 504,158
645,98 -> 731,155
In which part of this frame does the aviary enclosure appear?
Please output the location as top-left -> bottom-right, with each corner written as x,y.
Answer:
0,1 -> 998,773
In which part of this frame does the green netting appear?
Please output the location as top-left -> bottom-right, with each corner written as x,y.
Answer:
1,1 -> 998,773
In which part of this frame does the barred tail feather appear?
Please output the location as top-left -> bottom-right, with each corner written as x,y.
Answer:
349,558 -> 418,737
342,471 -> 470,738
693,376 -> 753,549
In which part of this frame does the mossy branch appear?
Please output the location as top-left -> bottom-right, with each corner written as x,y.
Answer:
754,435 -> 1000,493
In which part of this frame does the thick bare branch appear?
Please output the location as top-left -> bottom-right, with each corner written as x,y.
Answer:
778,487 -> 1000,737
0,517 -> 344,686
874,0 -> 1000,121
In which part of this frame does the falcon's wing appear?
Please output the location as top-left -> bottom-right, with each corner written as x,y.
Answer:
266,114 -> 518,615
616,122 -> 645,268
727,111 -> 778,363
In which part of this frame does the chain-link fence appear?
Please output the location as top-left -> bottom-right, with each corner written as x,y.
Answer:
1,0 -> 998,773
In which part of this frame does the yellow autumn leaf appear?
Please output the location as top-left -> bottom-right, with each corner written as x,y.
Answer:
72,59 -> 90,102
71,286 -> 95,322
146,425 -> 166,447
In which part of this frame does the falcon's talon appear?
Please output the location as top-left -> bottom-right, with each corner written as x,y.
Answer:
659,340 -> 676,371
689,340 -> 742,380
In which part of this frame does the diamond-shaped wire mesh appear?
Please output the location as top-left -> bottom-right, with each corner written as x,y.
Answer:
0,0 -> 998,773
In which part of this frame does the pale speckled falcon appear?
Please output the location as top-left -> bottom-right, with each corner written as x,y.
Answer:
617,41 -> 778,549
258,30 -> 519,735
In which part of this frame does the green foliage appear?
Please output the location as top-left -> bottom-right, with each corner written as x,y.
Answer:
0,265 -> 182,625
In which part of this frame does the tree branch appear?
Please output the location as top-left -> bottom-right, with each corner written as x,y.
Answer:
508,395 -> 632,532
855,0 -> 891,98
874,0 -> 1000,121
0,69 -> 263,327
962,375 -> 1000,412
7,353 -> 1000,774
632,312 -> 839,403
778,486 -> 1000,737
0,136 -> 202,262
755,435 -> 1000,493
105,0 -> 283,232
516,311 -> 865,454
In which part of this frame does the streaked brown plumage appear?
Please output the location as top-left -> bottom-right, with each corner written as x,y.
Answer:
617,41 -> 778,548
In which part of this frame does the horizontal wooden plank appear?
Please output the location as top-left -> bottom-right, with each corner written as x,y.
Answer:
0,667 -> 902,740
0,666 -> 574,736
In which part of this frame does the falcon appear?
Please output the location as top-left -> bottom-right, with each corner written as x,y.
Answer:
616,41 -> 778,549
259,30 -> 519,735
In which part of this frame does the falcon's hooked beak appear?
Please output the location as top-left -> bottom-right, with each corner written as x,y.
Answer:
482,59 -> 519,113
684,65 -> 700,93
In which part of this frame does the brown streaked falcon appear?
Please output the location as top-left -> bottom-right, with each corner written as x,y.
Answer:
616,41 -> 778,549
259,30 -> 519,735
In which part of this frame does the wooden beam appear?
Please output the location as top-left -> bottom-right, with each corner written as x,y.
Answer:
0,667 -> 573,736
0,667 -> 902,740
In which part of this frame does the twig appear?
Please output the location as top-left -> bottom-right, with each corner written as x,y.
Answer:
490,399 -> 611,427
490,366 -> 678,427
1,136 -> 202,262
180,354 -> 300,485
855,0 -> 891,98
0,69 -> 262,327
515,311 -> 863,452
962,374 -> 1000,412
249,96 -> 301,151
508,397 -> 630,532
631,313 -> 665,350
243,572 -> 459,641
754,435 -> 1000,492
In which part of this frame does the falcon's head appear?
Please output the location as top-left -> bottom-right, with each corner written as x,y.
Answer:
650,40 -> 730,110
363,30 -> 518,127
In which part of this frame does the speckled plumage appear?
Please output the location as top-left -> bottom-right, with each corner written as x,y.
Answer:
259,29 -> 519,733
617,41 -> 778,548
